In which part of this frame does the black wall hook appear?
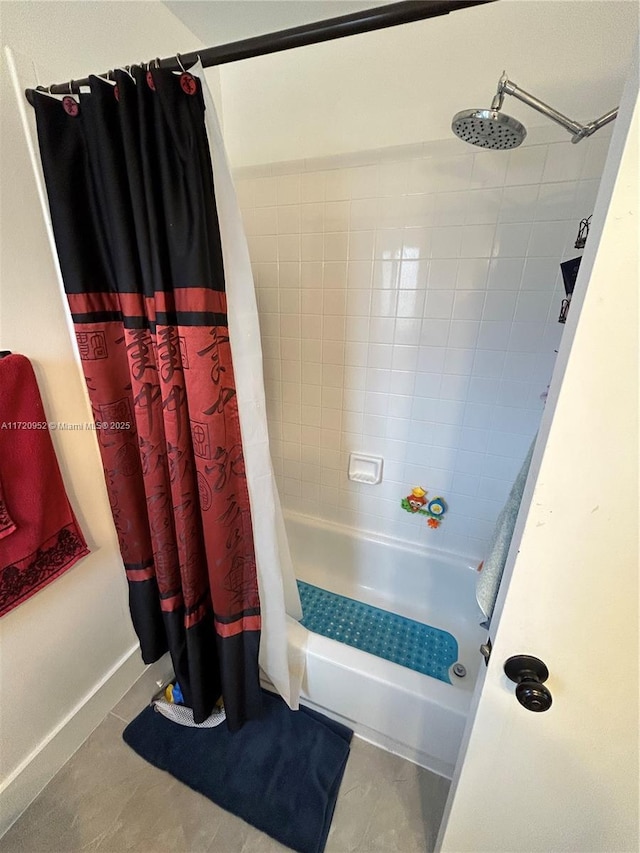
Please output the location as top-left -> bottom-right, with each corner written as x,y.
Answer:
575,215 -> 592,249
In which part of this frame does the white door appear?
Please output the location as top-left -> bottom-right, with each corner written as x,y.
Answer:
437,53 -> 639,853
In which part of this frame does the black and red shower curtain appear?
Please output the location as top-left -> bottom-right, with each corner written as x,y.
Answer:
32,67 -> 261,729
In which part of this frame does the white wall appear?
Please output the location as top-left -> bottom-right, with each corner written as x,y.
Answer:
211,0 -> 635,557
218,0 -> 638,167
0,1 -> 211,833
235,126 -> 610,559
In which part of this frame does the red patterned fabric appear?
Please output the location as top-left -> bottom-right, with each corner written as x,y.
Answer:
76,320 -> 259,634
32,65 -> 262,728
0,354 -> 89,617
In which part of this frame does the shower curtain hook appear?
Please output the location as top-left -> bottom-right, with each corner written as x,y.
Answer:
154,57 -> 160,69
68,79 -> 74,95
176,53 -> 187,73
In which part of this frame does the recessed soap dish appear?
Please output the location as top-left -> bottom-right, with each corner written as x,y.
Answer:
348,453 -> 383,485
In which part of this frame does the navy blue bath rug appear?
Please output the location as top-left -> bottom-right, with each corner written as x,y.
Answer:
122,690 -> 353,853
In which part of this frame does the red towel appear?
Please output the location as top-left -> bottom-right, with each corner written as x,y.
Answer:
0,354 -> 89,617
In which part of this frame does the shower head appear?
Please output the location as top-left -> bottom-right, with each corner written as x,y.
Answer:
452,72 -> 618,150
451,108 -> 526,150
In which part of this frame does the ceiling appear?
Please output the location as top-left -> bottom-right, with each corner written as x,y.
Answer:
164,1 -> 401,47
162,0 -> 639,166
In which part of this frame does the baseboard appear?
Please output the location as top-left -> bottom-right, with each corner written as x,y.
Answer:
0,646 -> 172,838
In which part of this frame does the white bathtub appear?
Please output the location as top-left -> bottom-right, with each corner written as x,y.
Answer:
282,511 -> 486,779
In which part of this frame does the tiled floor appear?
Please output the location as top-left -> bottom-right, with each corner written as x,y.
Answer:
1,676 -> 450,853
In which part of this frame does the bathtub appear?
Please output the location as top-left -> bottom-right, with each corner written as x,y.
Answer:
282,511 -> 486,779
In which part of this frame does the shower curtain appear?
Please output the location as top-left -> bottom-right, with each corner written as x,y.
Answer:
32,63 -> 303,730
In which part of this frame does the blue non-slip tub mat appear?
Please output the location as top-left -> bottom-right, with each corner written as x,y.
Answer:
298,580 -> 458,684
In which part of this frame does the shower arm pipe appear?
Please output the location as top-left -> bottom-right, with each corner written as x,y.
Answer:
492,73 -> 618,143
24,0 -> 496,105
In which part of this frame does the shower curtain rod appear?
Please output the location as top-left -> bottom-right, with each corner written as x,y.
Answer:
25,0 -> 495,105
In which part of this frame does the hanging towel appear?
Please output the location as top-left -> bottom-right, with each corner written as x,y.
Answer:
476,438 -> 536,628
0,354 -> 89,617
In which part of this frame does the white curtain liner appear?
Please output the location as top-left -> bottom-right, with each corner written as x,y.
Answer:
194,64 -> 307,709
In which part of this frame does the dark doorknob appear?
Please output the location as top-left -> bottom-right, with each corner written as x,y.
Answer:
504,655 -> 553,712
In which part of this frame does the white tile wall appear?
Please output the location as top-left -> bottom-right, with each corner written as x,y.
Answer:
235,132 -> 609,560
